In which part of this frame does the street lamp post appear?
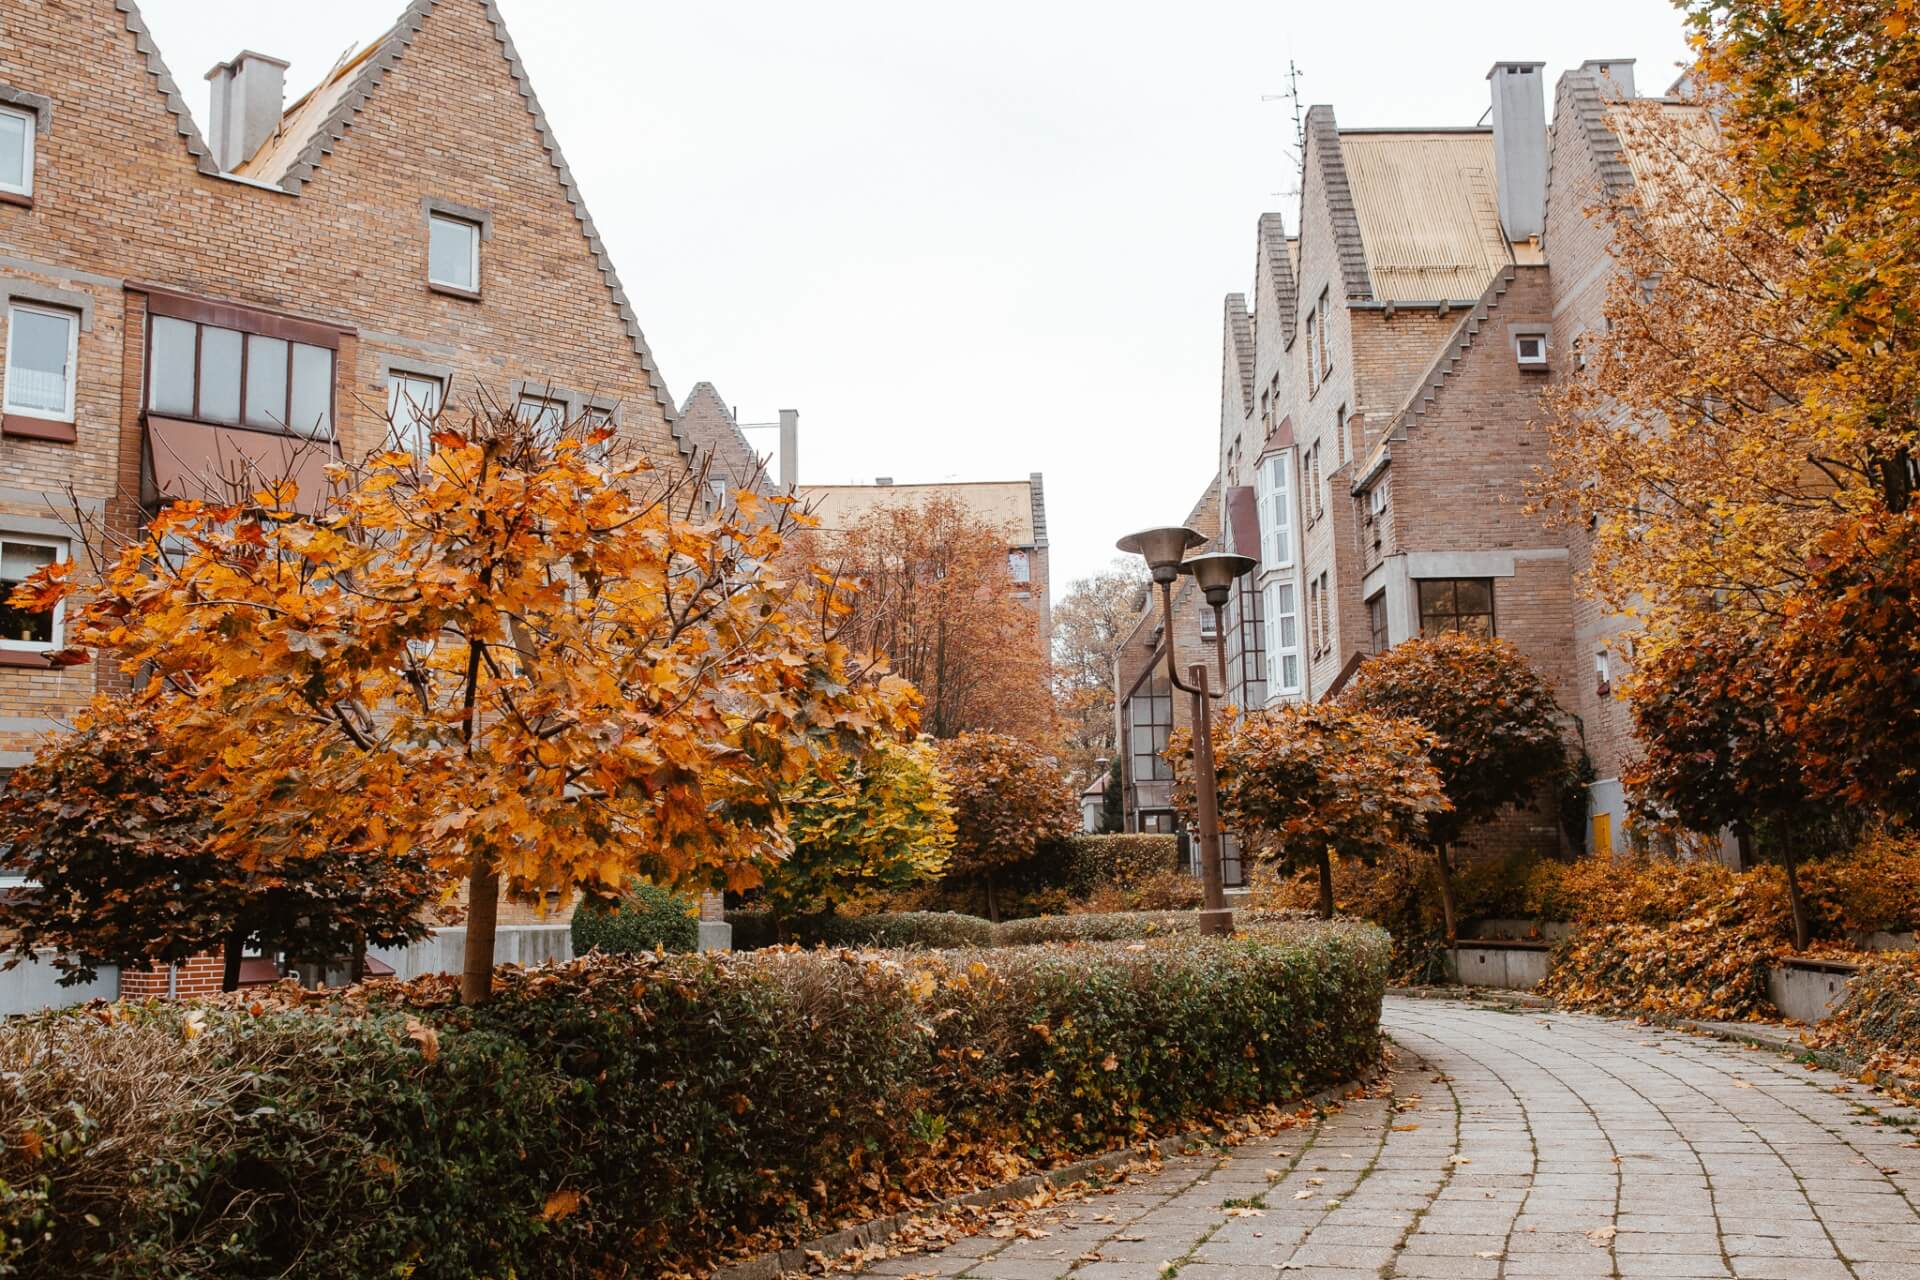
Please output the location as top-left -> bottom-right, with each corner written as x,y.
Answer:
1116,527 -> 1255,937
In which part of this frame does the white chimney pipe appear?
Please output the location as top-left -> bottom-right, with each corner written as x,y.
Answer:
1487,61 -> 1548,243
205,50 -> 289,174
778,409 -> 799,490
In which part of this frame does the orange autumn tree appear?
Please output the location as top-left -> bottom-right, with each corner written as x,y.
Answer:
25,409 -> 915,1003
796,493 -> 1052,742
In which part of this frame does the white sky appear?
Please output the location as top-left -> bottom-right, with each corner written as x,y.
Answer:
138,0 -> 1694,590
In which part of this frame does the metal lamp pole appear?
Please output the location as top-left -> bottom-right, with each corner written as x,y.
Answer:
1116,527 -> 1255,937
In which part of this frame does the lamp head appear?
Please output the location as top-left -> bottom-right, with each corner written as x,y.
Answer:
1116,525 -> 1207,584
1181,551 -> 1257,607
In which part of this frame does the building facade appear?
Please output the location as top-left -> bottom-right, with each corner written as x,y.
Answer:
0,0 -> 738,983
796,475 -> 1053,655
1125,57 -> 1700,861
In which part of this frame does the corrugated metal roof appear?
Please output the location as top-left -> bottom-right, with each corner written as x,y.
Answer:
1339,131 -> 1513,302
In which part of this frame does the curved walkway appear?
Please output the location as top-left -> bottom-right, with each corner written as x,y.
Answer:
865,997 -> 1920,1280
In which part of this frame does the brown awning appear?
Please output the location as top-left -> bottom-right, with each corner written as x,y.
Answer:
1226,485 -> 1260,561
144,417 -> 339,516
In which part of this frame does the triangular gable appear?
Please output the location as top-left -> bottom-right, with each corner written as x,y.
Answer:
675,383 -> 764,490
115,0 -> 218,176
1256,212 -> 1297,349
1223,294 -> 1254,418
1304,105 -> 1373,303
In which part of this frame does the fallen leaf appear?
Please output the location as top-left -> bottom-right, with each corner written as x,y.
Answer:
1586,1226 -> 1616,1247
541,1189 -> 580,1221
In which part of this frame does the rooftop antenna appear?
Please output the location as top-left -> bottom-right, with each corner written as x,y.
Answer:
1260,61 -> 1307,221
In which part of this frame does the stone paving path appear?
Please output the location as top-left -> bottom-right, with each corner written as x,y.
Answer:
865,996 -> 1920,1280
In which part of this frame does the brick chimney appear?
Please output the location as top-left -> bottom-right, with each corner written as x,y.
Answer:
1486,61 -> 1547,242
205,50 -> 289,173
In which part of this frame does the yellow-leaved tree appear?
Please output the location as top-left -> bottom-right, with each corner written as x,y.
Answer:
23,409 -> 916,1002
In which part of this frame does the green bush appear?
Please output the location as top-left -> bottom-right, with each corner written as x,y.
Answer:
817,911 -> 995,949
0,922 -> 1389,1278
994,910 -> 1199,945
571,880 -> 700,954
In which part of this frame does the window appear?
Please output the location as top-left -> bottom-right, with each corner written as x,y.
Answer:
0,535 -> 65,648
1137,811 -> 1177,835
1309,571 -> 1331,656
387,372 -> 443,456
1256,450 -> 1294,569
3,303 -> 76,421
1199,608 -> 1218,642
147,311 -> 335,438
1008,549 -> 1031,584
516,394 -> 566,440
428,213 -> 480,293
1304,309 -> 1317,393
1264,580 -> 1300,695
1368,592 -> 1388,654
1316,288 -> 1332,379
1417,578 -> 1495,637
1127,674 -> 1174,783
0,106 -> 32,198
1336,404 -> 1348,466
1306,441 -> 1322,522
1516,333 -> 1548,367
1225,574 -> 1266,708
1365,479 -> 1389,548
1595,648 -> 1613,695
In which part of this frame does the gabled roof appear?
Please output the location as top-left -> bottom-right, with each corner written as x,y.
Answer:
1256,212 -> 1297,347
1224,294 -> 1254,417
115,0 -> 686,456
675,383 -> 764,489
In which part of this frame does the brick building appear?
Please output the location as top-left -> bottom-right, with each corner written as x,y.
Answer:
1129,58 -> 1705,862
0,0 -> 733,990
796,475 -> 1053,657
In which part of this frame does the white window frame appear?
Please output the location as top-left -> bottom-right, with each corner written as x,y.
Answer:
516,393 -> 567,440
1255,449 -> 1295,570
0,105 -> 33,198
386,371 -> 444,456
0,532 -> 67,650
1008,548 -> 1031,584
1516,332 -> 1548,367
1263,579 -> 1301,697
427,212 -> 482,292
3,301 -> 77,422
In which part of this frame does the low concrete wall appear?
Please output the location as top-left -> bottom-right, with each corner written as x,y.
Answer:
1767,959 -> 1859,1024
1860,931 -> 1916,952
1465,918 -> 1573,942
0,952 -> 119,1015
1444,943 -> 1551,991
369,924 -> 573,982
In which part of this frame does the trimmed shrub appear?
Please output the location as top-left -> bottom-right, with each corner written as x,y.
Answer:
817,911 -> 996,950
571,880 -> 700,954
994,910 -> 1201,946
0,922 -> 1389,1278
1061,834 -> 1181,890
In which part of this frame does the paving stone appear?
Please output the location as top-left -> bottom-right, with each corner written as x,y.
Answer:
870,998 -> 1920,1280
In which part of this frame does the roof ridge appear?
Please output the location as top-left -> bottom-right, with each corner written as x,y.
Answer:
1224,294 -> 1254,418
1389,264 -> 1519,433
269,2 -> 430,194
115,0 -> 218,176
1306,105 -> 1373,303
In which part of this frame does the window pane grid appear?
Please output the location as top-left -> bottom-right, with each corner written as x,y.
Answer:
1417,578 -> 1496,638
147,313 -> 333,439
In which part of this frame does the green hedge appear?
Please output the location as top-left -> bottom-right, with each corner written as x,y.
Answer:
0,922 -> 1389,1278
1060,833 -> 1182,890
994,909 -> 1201,945
571,880 -> 700,954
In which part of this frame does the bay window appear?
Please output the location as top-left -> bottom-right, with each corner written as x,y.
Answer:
146,299 -> 337,439
1255,449 -> 1294,570
1263,580 -> 1301,697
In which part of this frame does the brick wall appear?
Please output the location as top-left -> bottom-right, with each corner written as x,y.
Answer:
0,0 -> 682,754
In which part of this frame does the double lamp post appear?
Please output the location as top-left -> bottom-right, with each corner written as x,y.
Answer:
1115,525 -> 1254,937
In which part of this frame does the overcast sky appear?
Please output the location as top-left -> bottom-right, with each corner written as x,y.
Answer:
139,0 -> 1694,591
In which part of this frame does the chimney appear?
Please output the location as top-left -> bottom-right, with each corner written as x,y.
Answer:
205,50 -> 290,173
1486,61 -> 1547,242
1580,59 -> 1638,101
777,409 -> 799,490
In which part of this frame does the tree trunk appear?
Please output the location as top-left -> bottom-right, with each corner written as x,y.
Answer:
984,871 -> 1000,924
1433,844 -> 1460,942
1315,849 -> 1335,920
220,929 -> 245,994
1782,829 -> 1811,952
461,857 -> 501,1005
349,927 -> 366,984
